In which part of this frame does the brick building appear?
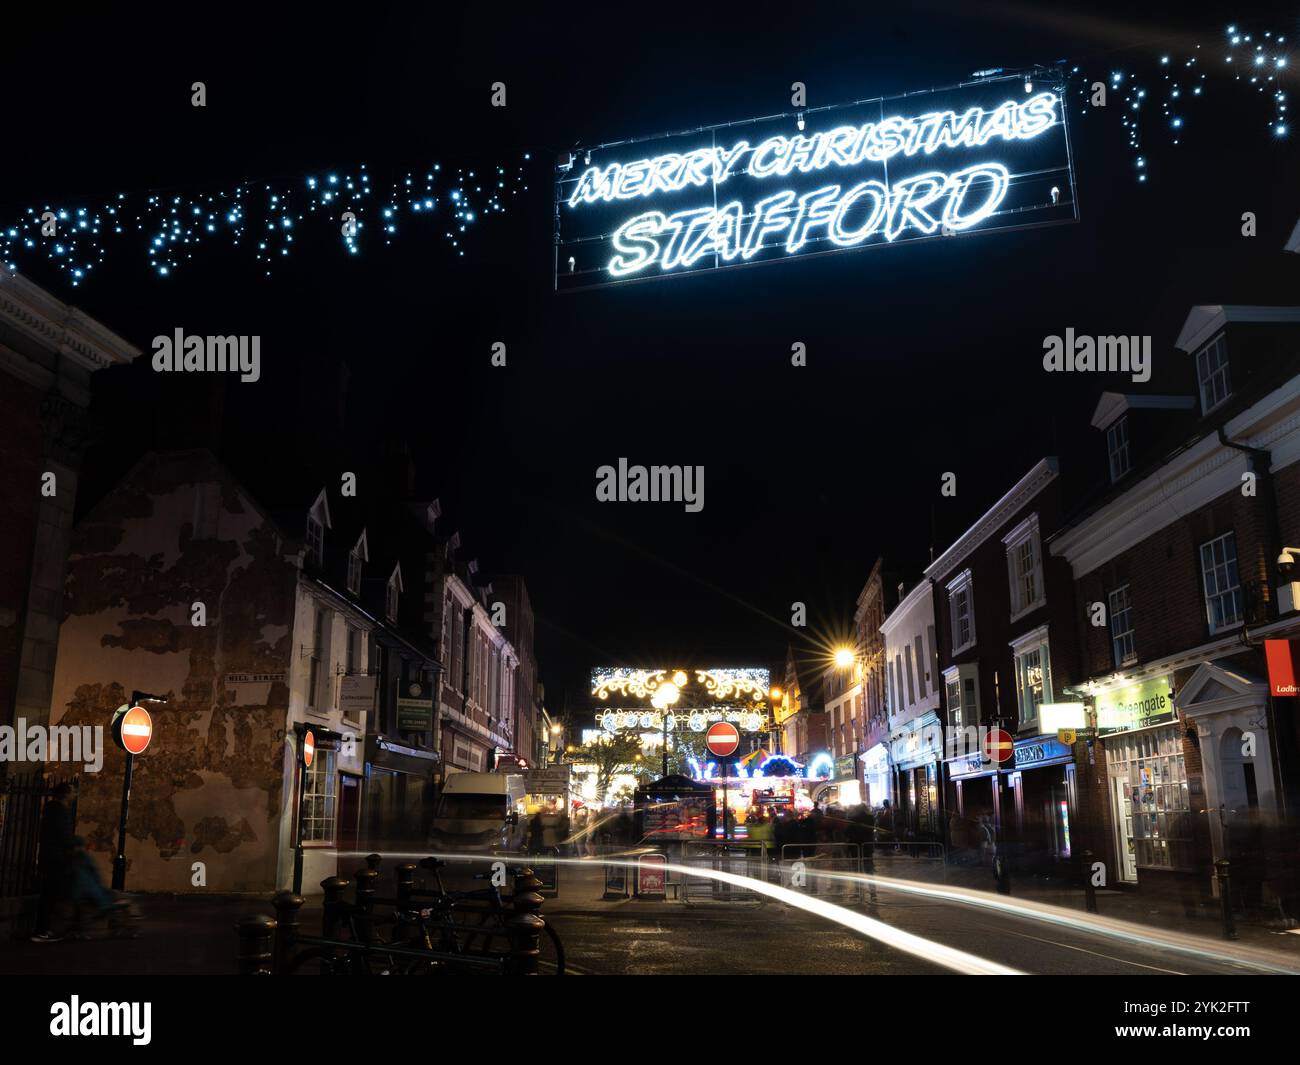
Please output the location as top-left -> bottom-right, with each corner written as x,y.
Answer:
1050,306 -> 1300,911
854,559 -> 898,807
925,458 -> 1085,868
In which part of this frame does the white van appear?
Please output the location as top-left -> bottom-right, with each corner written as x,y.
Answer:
431,771 -> 528,852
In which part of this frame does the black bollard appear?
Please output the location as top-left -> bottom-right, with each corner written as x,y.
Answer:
395,863 -> 417,907
365,852 -> 383,871
506,912 -> 544,975
353,867 -> 380,944
271,891 -> 304,974
1215,859 -> 1238,940
235,914 -> 277,975
320,876 -> 350,939
1083,850 -> 1098,914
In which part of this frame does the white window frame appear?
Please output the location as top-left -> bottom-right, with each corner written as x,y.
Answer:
1106,415 -> 1131,482
1107,584 -> 1137,667
1199,531 -> 1243,634
1009,625 -> 1052,732
1003,514 -> 1046,622
347,530 -> 367,596
1196,334 -> 1231,415
386,564 -> 402,622
301,749 -> 337,844
308,605 -> 328,710
942,663 -> 980,748
305,488 -> 329,570
947,569 -> 976,655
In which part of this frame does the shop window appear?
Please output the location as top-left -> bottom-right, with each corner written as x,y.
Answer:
1108,584 -> 1137,667
1199,531 -> 1242,633
1103,726 -> 1193,873
301,749 -> 338,844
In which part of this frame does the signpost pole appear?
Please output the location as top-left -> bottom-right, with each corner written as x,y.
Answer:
111,751 -> 134,892
722,758 -> 729,841
110,692 -> 161,892
293,731 -> 306,896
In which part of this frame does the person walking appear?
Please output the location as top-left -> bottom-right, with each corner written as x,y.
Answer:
32,783 -> 76,943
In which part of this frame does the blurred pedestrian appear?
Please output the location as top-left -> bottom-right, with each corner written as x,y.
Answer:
32,783 -> 76,943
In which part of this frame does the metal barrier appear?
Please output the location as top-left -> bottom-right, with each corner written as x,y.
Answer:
779,843 -> 864,902
869,840 -> 948,883
680,840 -> 769,905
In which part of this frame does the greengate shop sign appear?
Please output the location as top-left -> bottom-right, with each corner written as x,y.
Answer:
556,73 -> 1076,290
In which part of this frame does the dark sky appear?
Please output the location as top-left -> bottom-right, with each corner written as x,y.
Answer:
6,3 -> 1299,715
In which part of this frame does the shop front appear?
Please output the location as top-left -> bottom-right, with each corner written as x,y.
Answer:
1007,735 -> 1076,872
362,735 -> 439,852
1094,675 -> 1196,886
890,712 -> 943,838
861,742 -> 891,810
946,747 -> 1000,862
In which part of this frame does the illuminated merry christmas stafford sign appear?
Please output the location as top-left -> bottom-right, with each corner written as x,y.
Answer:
556,73 -> 1075,289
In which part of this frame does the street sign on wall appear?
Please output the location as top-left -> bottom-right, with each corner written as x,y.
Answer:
556,72 -> 1076,290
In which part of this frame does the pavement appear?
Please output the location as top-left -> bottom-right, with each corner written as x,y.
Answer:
2,854 -> 1298,975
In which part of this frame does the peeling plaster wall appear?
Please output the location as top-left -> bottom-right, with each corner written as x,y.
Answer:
47,453 -> 299,892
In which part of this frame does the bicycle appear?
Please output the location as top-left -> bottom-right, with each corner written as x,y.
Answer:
379,857 -> 565,975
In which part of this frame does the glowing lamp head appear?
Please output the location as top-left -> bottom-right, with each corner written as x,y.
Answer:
834,647 -> 855,669
769,687 -> 783,701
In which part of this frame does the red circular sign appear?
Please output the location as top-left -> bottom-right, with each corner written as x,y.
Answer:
119,705 -> 153,755
706,721 -> 741,758
984,727 -> 1014,765
303,729 -> 316,768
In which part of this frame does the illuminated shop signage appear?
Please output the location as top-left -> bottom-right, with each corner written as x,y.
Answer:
1096,676 -> 1175,734
556,73 -> 1076,290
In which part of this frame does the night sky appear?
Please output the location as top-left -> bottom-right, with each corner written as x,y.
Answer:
6,3 -> 1299,716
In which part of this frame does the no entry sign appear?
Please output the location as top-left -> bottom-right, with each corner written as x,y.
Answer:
111,704 -> 153,755
706,721 -> 741,758
302,728 -> 316,768
984,727 -> 1014,765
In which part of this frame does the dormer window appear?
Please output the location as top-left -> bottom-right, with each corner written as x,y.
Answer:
386,563 -> 403,622
347,531 -> 367,596
305,515 -> 324,569
1106,415 -> 1131,482
347,548 -> 362,595
1196,334 -> 1231,414
305,488 -> 330,570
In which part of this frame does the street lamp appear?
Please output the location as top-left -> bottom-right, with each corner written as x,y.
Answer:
652,679 -> 681,777
834,647 -> 855,670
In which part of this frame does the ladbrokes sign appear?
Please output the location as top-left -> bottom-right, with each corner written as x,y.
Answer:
556,72 -> 1076,290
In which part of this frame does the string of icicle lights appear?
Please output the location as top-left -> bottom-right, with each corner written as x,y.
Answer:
1070,22 -> 1291,182
0,156 -> 531,287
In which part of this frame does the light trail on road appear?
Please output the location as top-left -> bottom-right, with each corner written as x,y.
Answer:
403,851 -> 1021,975
793,865 -> 1300,975
369,849 -> 1300,976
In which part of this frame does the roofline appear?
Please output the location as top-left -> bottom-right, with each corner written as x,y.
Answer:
924,457 -> 1059,581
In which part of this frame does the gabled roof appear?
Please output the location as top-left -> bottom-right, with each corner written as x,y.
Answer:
1089,391 -> 1196,430
1174,305 -> 1300,354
